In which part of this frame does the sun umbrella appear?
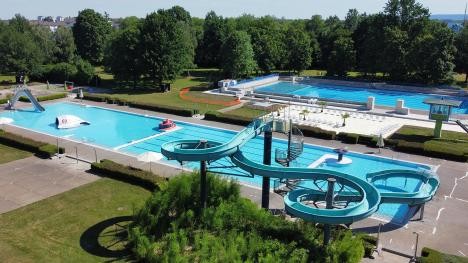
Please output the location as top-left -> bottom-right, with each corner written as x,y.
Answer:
137,152 -> 163,172
377,134 -> 385,153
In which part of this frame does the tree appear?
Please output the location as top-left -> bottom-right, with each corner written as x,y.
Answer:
327,36 -> 356,77
72,9 -> 112,64
249,17 -> 283,73
344,9 -> 362,32
284,26 -> 312,74
382,26 -> 408,80
0,23 -> 43,75
105,17 -> 142,87
53,26 -> 77,63
408,21 -> 455,83
221,30 -> 256,78
30,25 -> 55,62
195,11 -> 227,67
140,9 -> 193,84
455,26 -> 468,83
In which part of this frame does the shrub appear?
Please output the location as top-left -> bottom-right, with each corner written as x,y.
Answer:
203,111 -> 252,126
298,125 -> 337,140
129,101 -> 194,117
358,135 -> 377,146
361,235 -> 378,258
338,132 -> 360,144
90,159 -> 167,191
0,130 -> 64,158
74,58 -> 94,84
18,93 -> 67,103
82,92 -> 108,102
395,140 -> 425,154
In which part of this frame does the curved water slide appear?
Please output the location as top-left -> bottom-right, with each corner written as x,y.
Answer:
160,119 -> 440,225
366,169 -> 440,205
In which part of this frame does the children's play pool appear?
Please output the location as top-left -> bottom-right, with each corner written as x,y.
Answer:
1,102 -> 434,223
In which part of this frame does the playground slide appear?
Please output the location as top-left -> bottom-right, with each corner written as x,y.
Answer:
366,170 -> 440,205
161,118 -> 269,162
8,88 -> 45,112
455,120 -> 468,133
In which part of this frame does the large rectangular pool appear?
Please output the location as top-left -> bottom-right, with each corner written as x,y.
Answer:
1,102 -> 433,223
255,81 -> 468,114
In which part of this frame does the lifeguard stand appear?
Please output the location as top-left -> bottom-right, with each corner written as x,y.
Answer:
423,98 -> 462,138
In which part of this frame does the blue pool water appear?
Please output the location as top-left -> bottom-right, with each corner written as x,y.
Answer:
255,81 -> 468,114
1,102 -> 433,223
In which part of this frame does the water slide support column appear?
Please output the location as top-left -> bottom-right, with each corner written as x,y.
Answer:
200,140 -> 208,213
324,178 -> 336,245
261,125 -> 272,209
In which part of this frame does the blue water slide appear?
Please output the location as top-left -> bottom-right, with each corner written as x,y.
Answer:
231,151 -> 381,224
366,169 -> 440,205
161,119 -> 270,162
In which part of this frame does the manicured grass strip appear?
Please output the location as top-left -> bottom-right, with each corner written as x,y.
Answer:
179,87 -> 241,106
0,178 -> 151,262
0,129 -> 64,158
419,247 -> 468,263
18,92 -> 67,102
224,106 -> 268,119
0,144 -> 32,164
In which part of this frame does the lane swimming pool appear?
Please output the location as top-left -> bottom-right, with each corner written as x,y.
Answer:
255,81 -> 468,114
1,102 -> 433,223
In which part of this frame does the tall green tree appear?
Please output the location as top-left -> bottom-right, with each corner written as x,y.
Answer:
285,27 -> 312,74
344,9 -> 362,32
105,17 -> 142,87
249,17 -> 283,73
53,27 -> 77,63
221,31 -> 257,78
408,21 -> 455,83
327,36 -> 356,77
140,9 -> 193,84
196,11 -> 227,67
72,9 -> 112,64
455,26 -> 468,83
382,26 -> 409,80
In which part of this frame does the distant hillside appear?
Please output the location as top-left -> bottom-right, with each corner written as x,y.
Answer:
431,14 -> 465,21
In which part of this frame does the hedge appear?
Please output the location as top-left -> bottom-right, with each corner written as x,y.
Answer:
82,92 -> 109,102
395,140 -> 425,154
423,141 -> 468,162
358,135 -> 377,147
361,235 -> 378,258
204,111 -> 252,126
338,132 -> 360,144
0,130 -> 64,158
90,159 -> 167,191
18,92 -> 67,102
297,125 -> 337,140
129,101 -> 194,117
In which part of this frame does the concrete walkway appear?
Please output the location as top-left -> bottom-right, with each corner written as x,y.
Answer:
0,156 -> 98,214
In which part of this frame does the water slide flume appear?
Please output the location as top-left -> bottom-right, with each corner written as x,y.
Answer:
160,118 -> 440,225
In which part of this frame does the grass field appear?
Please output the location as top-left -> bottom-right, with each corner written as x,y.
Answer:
224,106 -> 269,118
0,144 -> 32,164
0,178 -> 151,262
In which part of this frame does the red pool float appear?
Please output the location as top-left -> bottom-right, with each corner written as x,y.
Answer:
158,119 -> 176,131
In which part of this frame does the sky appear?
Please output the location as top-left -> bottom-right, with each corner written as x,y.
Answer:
1,0 -> 467,20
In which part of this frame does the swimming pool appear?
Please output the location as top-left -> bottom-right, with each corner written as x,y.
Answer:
1,102 -> 433,223
255,81 -> 468,114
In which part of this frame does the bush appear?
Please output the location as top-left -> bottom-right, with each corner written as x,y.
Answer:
419,247 -> 468,263
361,235 -> 377,258
90,159 -> 167,191
357,135 -> 377,146
0,130 -> 64,158
298,125 -> 337,140
204,111 -> 252,126
82,92 -> 109,102
18,93 -> 67,103
395,140 -> 425,154
129,101 -> 194,117
338,132 -> 360,144
74,58 -> 94,84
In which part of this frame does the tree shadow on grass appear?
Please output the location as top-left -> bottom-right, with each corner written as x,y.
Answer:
80,216 -> 134,262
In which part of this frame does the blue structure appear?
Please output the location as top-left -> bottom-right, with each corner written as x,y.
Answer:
161,117 -> 440,225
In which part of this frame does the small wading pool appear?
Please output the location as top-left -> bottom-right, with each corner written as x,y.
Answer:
255,81 -> 468,114
1,102 -> 433,223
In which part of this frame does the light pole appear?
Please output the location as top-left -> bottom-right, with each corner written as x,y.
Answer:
411,231 -> 419,262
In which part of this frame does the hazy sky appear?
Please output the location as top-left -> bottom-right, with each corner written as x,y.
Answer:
1,0 -> 467,19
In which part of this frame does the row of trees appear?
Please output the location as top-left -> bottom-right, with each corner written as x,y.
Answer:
0,0 -> 467,86
0,15 -> 94,84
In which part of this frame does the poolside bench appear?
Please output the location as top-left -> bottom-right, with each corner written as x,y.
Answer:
395,99 -> 410,115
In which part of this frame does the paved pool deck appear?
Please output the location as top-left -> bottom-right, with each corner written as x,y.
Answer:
1,98 -> 467,261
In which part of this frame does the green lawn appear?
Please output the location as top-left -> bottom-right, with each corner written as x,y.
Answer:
224,106 -> 268,119
0,144 -> 32,164
0,178 -> 151,262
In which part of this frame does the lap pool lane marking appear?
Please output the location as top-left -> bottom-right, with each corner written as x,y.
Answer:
113,126 -> 182,151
